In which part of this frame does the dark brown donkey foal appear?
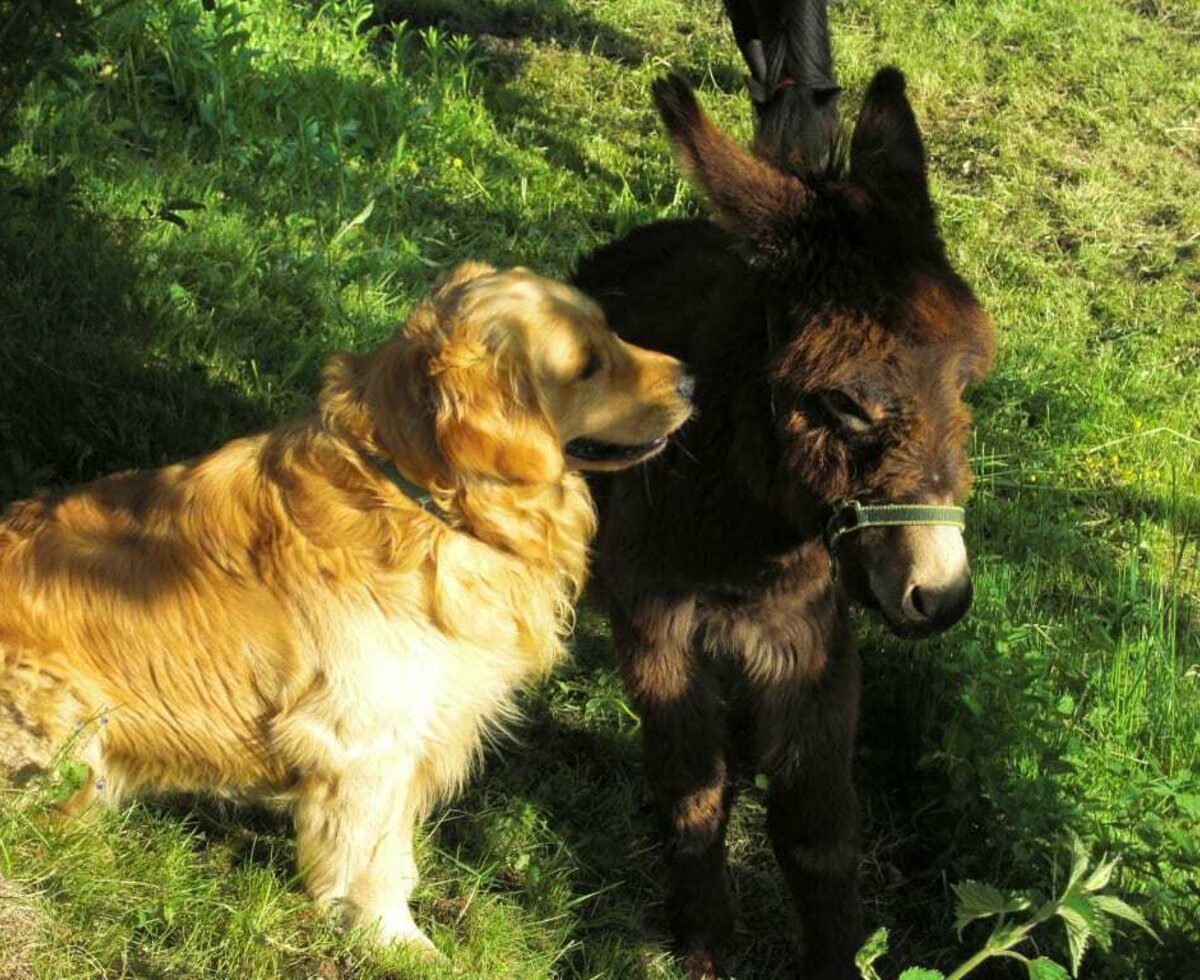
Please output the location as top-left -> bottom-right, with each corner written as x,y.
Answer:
573,4 -> 996,977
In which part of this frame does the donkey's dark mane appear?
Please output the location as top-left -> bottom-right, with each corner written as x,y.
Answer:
727,0 -> 841,173
756,128 -> 847,183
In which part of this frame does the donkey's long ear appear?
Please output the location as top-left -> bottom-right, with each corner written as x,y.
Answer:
653,74 -> 809,249
850,67 -> 932,217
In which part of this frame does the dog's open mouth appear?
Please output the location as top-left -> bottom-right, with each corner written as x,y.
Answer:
564,436 -> 668,470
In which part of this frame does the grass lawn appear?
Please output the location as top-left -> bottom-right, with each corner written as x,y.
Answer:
0,0 -> 1197,977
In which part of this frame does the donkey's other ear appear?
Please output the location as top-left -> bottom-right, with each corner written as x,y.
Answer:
652,74 -> 809,250
850,67 -> 931,216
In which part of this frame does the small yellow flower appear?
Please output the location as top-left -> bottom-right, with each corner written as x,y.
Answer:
407,160 -> 419,175
452,156 -> 463,169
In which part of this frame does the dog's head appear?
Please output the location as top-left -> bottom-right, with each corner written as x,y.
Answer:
328,262 -> 694,488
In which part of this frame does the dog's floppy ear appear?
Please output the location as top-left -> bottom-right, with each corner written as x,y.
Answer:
429,329 -> 563,486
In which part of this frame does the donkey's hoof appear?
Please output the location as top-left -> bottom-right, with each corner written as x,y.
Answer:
683,947 -> 721,980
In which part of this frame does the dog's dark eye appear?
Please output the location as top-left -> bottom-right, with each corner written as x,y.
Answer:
817,389 -> 874,433
579,350 -> 602,381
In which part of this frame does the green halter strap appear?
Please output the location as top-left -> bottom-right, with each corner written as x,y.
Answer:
824,499 -> 965,576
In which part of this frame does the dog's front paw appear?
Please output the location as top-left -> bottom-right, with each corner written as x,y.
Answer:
369,906 -> 443,960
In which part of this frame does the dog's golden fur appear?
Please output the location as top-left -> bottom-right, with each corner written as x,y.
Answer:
0,261 -> 690,950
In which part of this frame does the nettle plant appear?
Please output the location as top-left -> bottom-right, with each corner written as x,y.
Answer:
857,837 -> 1157,980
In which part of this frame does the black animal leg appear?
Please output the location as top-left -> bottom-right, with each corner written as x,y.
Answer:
754,639 -> 863,979
612,596 -> 736,974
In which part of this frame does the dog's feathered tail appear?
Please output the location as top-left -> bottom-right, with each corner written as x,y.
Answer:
723,0 -> 840,174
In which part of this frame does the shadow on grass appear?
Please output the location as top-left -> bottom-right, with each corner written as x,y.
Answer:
435,609 -> 803,979
369,0 -> 748,92
0,171 -> 285,505
369,0 -> 647,66
143,794 -> 294,876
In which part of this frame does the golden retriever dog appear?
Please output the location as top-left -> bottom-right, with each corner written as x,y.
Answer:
0,261 -> 693,952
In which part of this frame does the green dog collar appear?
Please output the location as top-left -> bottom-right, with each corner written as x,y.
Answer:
369,456 -> 450,524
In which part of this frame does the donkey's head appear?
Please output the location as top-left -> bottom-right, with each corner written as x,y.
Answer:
653,70 -> 995,639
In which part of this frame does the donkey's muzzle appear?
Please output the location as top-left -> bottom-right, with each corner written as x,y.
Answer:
895,573 -> 973,638
868,520 -> 973,640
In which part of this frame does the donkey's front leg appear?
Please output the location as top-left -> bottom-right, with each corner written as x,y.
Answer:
612,595 -> 735,976
754,631 -> 863,980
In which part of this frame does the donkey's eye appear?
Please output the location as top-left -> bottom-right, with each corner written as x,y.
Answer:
578,350 -> 602,381
817,389 -> 874,433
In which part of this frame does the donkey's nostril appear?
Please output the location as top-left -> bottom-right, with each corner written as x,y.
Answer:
903,577 -> 973,631
676,367 -> 696,402
908,585 -> 930,621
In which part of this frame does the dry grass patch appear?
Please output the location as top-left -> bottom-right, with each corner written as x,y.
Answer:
0,873 -> 42,980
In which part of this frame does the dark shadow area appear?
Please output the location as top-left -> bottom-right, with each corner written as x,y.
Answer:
440,609 -> 807,979
0,0 -> 98,156
437,615 -> 669,979
0,170 -> 281,506
370,0 -> 747,94
141,793 -> 294,877
369,0 -> 647,66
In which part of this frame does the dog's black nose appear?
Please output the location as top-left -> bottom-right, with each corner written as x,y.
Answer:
676,367 -> 696,402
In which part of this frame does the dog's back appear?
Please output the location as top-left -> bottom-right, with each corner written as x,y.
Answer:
1,433 -> 308,798
0,423 -> 539,803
